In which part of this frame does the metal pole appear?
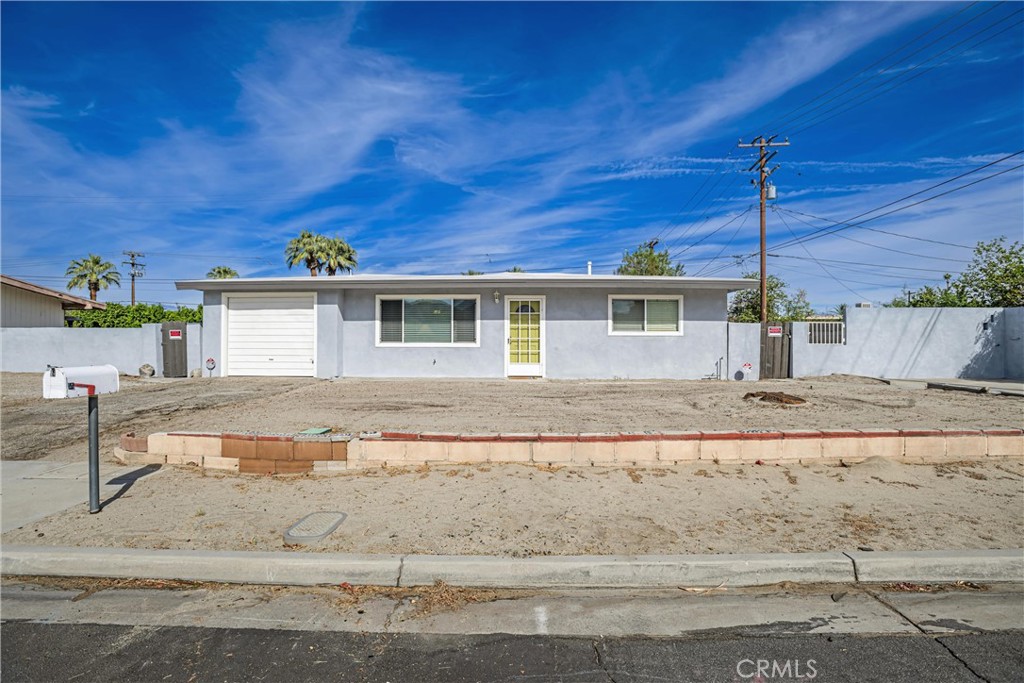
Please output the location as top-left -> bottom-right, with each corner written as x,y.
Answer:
88,395 -> 100,513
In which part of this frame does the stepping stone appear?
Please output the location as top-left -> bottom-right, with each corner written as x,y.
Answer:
284,511 -> 347,545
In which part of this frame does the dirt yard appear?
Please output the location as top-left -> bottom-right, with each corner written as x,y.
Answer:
2,372 -> 1021,462
4,457 -> 1022,556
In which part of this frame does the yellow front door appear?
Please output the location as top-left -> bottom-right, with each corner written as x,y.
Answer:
507,297 -> 543,376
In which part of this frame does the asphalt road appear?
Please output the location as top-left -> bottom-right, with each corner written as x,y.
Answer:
3,621 -> 1021,682
3,580 -> 1021,682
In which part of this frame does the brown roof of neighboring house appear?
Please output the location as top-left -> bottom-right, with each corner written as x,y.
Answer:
0,275 -> 107,310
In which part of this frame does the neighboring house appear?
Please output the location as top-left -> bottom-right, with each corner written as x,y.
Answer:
1,274 -> 105,327
176,274 -> 759,380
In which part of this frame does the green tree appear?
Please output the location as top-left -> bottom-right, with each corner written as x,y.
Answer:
887,275 -> 969,308
322,236 -> 358,276
285,231 -> 358,277
616,241 -> 685,276
728,272 -> 813,322
285,230 -> 328,276
957,237 -> 1024,307
506,265 -> 526,273
206,265 -> 239,279
462,269 -> 484,275
885,238 -> 1022,308
65,254 -> 121,302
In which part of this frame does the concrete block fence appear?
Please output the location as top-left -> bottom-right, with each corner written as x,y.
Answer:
116,428 -> 1024,475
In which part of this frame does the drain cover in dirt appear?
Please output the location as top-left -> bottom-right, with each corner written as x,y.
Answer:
743,391 -> 807,405
284,512 -> 347,545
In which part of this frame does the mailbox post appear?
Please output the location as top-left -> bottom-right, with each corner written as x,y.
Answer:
43,365 -> 120,513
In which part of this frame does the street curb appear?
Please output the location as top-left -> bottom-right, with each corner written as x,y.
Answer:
400,552 -> 853,588
844,549 -> 1024,584
3,546 -> 1022,589
0,546 -> 402,587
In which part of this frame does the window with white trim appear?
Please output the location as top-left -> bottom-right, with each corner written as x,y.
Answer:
609,296 -> 682,335
378,296 -> 479,345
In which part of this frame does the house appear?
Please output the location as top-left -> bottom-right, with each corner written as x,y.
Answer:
1,274 -> 106,328
175,274 -> 760,380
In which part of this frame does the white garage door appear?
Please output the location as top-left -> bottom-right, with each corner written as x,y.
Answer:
226,294 -> 316,376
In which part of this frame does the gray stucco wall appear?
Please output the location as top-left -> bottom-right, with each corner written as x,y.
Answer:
186,323 -> 203,376
792,307 -> 1022,380
341,289 -> 505,378
201,291 -> 224,377
316,290 -> 344,378
341,287 -> 735,380
1004,307 -> 1023,380
727,323 -> 761,381
1,324 -> 163,376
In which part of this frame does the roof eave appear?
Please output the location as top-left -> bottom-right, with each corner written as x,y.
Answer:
176,275 -> 758,293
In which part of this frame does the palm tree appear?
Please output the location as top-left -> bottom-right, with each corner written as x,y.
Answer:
506,265 -> 526,273
322,237 -> 358,276
206,265 -> 239,279
66,254 -> 121,302
285,230 -> 328,276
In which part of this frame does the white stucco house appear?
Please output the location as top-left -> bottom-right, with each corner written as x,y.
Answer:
176,273 -> 761,380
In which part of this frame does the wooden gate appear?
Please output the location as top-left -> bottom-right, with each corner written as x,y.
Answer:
161,322 -> 188,378
760,322 -> 792,379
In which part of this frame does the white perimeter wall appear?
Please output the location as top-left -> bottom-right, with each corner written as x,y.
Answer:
1,324 -> 202,377
792,307 -> 1022,380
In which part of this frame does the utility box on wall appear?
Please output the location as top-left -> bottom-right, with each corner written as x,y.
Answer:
161,322 -> 187,378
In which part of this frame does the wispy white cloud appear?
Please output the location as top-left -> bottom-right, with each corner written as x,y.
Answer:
635,3 -> 941,152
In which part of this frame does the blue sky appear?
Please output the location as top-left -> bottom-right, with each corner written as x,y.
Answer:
2,1 -> 1021,310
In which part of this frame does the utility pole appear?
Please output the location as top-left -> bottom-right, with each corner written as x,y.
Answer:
738,135 -> 789,323
122,251 -> 145,306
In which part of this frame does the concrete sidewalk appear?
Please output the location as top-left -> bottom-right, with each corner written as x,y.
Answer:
3,545 -> 1021,589
1,460 -> 163,533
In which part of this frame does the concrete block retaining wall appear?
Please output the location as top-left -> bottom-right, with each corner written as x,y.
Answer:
117,428 -> 1024,474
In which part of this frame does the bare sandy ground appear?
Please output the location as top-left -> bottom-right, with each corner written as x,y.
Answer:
2,372 -> 1021,462
5,457 -> 1022,556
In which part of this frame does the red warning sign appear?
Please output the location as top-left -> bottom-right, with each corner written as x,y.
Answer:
168,329 -> 183,340
767,326 -> 784,337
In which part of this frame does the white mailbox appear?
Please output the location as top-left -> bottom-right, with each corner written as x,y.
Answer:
43,365 -> 120,399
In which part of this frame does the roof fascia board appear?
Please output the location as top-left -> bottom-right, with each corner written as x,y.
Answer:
176,277 -> 757,292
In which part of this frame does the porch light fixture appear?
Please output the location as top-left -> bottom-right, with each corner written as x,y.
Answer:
493,291 -> 500,304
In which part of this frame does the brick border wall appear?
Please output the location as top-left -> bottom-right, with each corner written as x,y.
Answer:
116,428 -> 1024,474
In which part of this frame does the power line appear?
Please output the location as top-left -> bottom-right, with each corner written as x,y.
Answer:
750,1 -> 985,137
775,209 -> 870,300
778,260 -> 952,282
826,150 -> 1021,225
669,206 -> 755,259
692,209 -> 753,276
650,151 -> 741,245
766,253 -> 959,274
774,209 -> 972,263
775,207 -> 973,249
662,175 -> 752,255
788,10 -> 1024,136
770,154 -> 1023,251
